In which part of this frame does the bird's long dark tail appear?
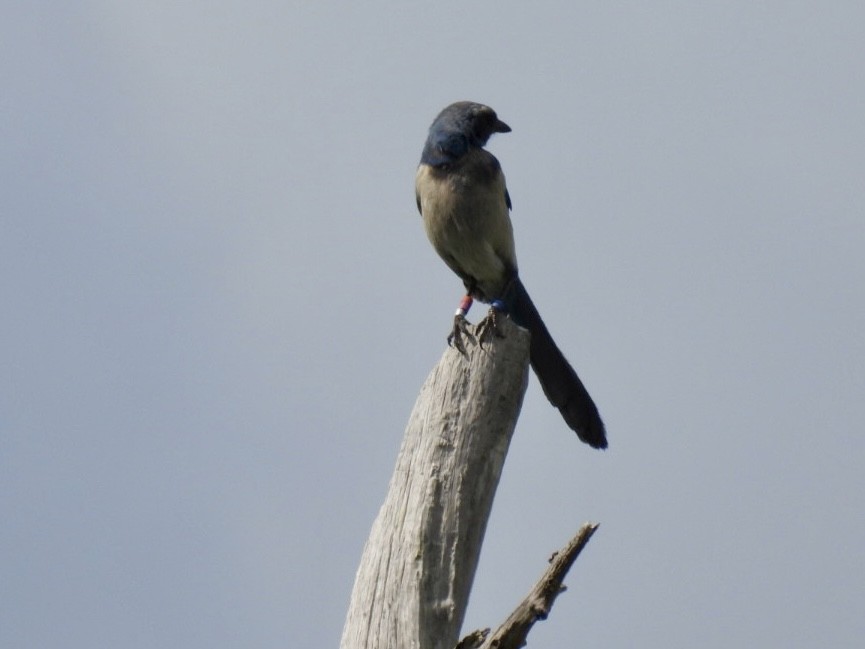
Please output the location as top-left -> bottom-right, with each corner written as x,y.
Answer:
505,278 -> 607,449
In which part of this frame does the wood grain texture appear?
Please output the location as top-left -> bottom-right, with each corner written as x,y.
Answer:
340,317 -> 530,649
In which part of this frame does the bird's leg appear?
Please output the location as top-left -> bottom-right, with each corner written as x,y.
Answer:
447,294 -> 475,355
476,299 -> 507,348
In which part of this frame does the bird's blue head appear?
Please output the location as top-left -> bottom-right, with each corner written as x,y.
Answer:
420,101 -> 511,167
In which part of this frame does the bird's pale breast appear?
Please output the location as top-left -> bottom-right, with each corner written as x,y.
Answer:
415,150 -> 517,301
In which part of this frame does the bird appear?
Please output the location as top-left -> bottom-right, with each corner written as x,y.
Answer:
414,101 -> 607,449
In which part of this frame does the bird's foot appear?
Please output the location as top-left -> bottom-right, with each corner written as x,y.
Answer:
477,301 -> 507,348
447,314 -> 475,355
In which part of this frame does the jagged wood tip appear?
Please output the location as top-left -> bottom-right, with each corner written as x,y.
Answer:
458,522 -> 600,649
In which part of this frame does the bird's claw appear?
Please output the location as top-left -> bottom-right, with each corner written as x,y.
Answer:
476,305 -> 506,348
447,314 -> 474,355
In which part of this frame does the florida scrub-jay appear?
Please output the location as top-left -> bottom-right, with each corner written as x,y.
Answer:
415,101 -> 607,449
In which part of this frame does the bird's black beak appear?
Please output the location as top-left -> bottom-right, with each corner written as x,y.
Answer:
495,119 -> 512,133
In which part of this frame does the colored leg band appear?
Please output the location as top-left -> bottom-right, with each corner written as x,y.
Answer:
455,295 -> 474,317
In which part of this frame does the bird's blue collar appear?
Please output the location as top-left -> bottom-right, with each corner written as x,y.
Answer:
420,132 -> 469,167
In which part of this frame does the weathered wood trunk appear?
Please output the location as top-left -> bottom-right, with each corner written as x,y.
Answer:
340,318 -> 530,649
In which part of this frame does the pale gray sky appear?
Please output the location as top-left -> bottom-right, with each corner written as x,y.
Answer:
2,2 -> 864,647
